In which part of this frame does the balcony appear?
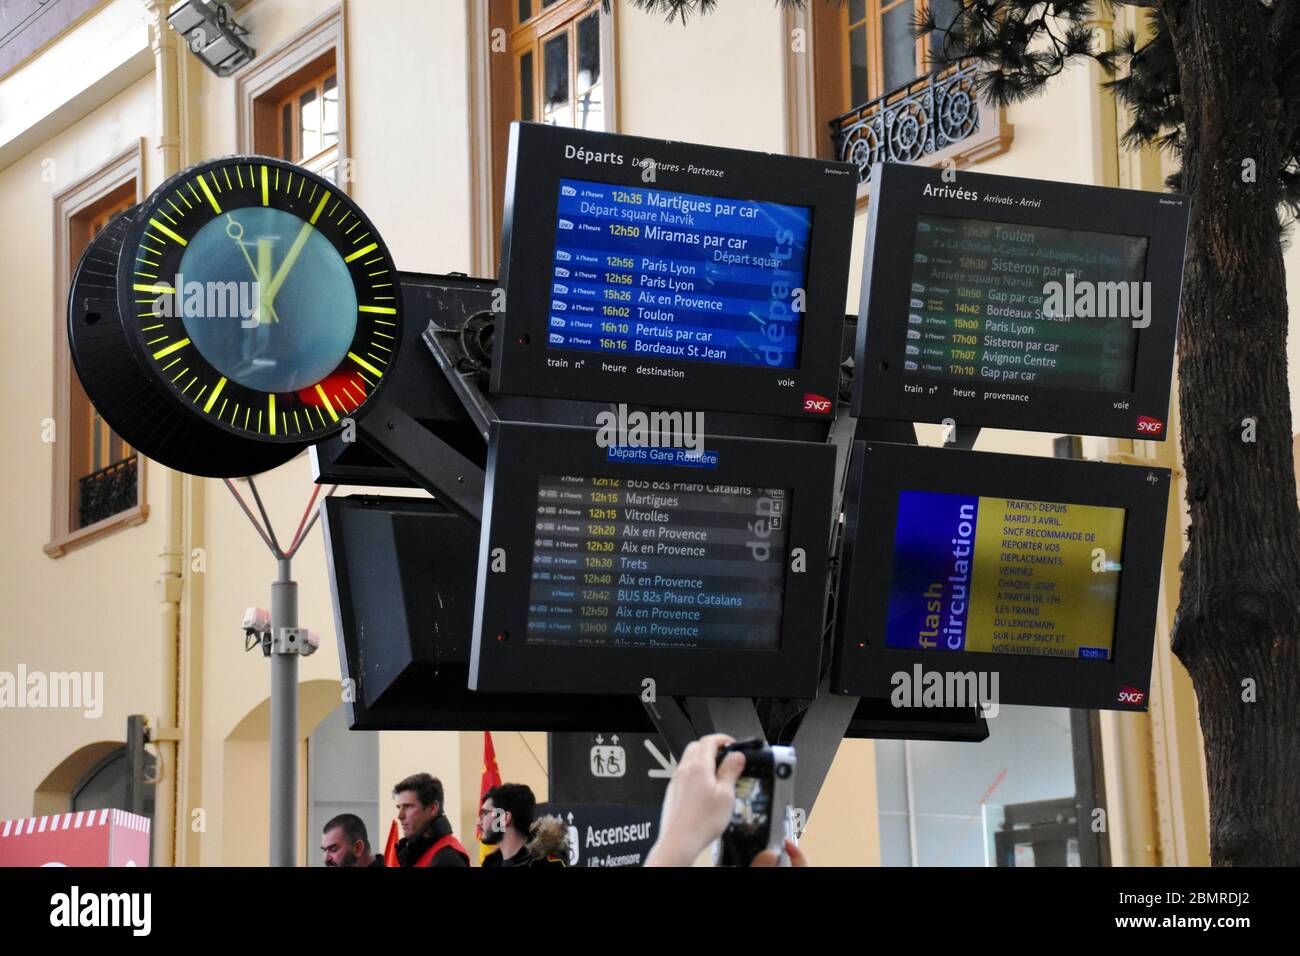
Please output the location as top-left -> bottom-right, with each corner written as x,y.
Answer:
78,456 -> 139,530
830,59 -> 1007,186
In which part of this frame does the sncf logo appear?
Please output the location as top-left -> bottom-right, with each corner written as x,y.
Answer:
1136,416 -> 1164,435
803,393 -> 833,414
1118,687 -> 1146,705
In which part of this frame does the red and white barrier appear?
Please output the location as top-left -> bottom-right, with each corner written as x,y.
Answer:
0,809 -> 151,867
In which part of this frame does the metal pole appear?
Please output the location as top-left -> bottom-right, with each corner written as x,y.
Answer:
270,556 -> 298,866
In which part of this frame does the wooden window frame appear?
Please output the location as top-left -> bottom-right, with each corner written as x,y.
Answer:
513,0 -> 606,129
234,5 -> 347,189
474,0 -> 618,274
843,0 -> 947,110
46,140 -> 149,559
273,70 -> 340,172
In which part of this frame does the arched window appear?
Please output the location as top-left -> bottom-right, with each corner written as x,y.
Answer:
71,747 -> 157,859
71,746 -> 156,814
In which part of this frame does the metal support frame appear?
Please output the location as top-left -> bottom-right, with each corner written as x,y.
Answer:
124,714 -> 149,816
637,415 -> 990,819
636,407 -> 868,821
222,476 -> 332,867
640,675 -> 860,823
355,397 -> 486,524
346,295 -> 997,831
269,556 -> 297,868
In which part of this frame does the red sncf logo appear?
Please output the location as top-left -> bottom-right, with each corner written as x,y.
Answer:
1118,687 -> 1146,705
1136,416 -> 1164,435
803,393 -> 833,414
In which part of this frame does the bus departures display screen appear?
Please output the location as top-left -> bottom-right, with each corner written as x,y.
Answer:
526,474 -> 791,651
470,421 -> 836,699
831,441 -> 1170,711
853,163 -> 1189,439
494,123 -> 857,420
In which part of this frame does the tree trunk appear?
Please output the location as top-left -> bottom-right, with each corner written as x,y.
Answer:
1164,0 -> 1300,865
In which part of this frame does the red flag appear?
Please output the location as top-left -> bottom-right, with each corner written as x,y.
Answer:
383,820 -> 399,867
478,731 -> 503,862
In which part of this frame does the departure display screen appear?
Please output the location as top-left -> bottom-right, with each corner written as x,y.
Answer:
525,474 -> 791,649
885,491 -> 1126,660
547,178 -> 812,369
905,215 -> 1149,392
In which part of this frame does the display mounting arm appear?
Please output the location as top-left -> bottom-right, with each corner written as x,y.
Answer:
355,398 -> 485,524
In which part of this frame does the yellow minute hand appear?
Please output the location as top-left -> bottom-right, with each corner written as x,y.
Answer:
263,219 -> 316,307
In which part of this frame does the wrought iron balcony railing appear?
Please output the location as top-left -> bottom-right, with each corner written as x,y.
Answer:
830,59 -> 982,185
78,455 -> 138,529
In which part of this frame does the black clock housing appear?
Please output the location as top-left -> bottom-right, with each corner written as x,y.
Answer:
68,156 -> 402,477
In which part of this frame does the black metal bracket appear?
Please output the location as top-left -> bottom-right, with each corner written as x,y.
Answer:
356,398 -> 486,524
851,417 -> 982,450
423,317 -> 499,443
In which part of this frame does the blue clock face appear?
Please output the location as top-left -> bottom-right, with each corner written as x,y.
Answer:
123,158 -> 401,442
177,207 -> 358,393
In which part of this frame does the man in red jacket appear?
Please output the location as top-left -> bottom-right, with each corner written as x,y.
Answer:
391,773 -> 469,867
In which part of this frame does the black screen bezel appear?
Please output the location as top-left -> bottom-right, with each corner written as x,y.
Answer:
852,163 -> 1189,439
493,122 -> 857,420
830,441 -> 1169,710
321,494 -> 653,732
470,420 -> 836,698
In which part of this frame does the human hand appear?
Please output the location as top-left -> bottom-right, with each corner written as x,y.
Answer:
643,734 -> 745,867
750,838 -> 808,868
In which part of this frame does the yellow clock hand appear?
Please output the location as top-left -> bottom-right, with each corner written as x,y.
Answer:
226,215 -> 280,324
264,219 -> 316,307
256,237 -> 277,326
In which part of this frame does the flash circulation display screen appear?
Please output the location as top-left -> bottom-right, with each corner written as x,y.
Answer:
906,215 -> 1148,392
830,441 -> 1170,710
526,475 -> 791,649
547,179 -> 811,369
885,491 -> 1125,661
494,123 -> 857,420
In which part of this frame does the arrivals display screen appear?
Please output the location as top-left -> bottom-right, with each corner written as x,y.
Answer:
905,215 -> 1148,393
832,442 -> 1170,710
853,164 -> 1189,439
526,474 -> 791,650
547,179 -> 811,369
471,421 -> 836,698
494,123 -> 857,420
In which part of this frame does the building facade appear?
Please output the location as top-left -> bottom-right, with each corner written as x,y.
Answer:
4,0 -> 1282,866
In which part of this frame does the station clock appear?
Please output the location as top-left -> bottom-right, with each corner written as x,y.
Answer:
68,156 -> 402,477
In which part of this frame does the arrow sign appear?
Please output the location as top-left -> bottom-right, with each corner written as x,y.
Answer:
644,739 -> 678,779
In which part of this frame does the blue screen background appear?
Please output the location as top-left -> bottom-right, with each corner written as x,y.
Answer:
549,178 -> 812,369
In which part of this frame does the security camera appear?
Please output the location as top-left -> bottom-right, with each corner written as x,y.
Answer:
167,1 -> 255,77
242,607 -> 271,636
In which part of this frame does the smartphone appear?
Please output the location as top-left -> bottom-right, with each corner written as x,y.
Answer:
714,740 -> 797,867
